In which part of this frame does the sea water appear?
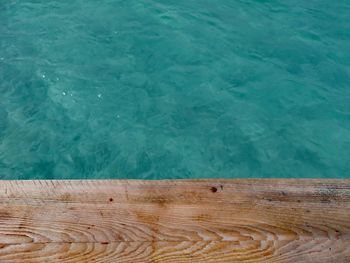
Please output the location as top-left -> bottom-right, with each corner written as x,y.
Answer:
1,1 -> 350,179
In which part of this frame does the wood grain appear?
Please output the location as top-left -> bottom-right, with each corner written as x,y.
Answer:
0,179 -> 349,262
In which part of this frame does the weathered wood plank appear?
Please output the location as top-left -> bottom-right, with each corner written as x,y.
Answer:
0,180 -> 349,262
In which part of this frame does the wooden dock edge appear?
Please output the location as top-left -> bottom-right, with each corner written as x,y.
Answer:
0,179 -> 349,262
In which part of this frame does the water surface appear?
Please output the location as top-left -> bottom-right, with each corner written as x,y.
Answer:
1,1 -> 350,179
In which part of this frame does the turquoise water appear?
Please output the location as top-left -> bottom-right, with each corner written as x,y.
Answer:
1,1 -> 350,179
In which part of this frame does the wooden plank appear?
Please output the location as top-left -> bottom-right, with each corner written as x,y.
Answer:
0,179 -> 349,262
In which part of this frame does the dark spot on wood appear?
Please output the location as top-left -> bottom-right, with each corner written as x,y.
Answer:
335,230 -> 339,233
267,198 -> 272,202
100,211 -> 104,217
306,210 -> 311,213
220,185 -> 224,190
210,187 -> 217,193
109,198 -> 113,202
281,191 -> 287,196
101,242 -> 109,245
297,200 -> 301,203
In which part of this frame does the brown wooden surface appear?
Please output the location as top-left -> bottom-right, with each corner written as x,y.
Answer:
0,179 -> 349,262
